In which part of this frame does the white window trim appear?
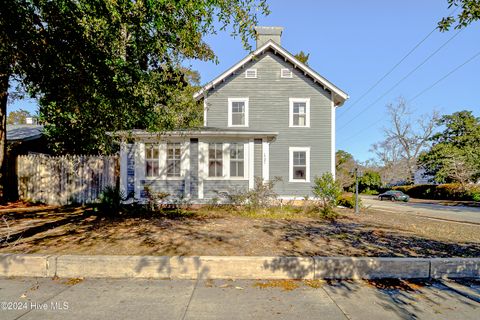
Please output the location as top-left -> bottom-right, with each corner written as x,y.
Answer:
289,98 -> 310,128
281,68 -> 293,78
289,147 -> 310,183
202,140 -> 250,181
228,97 -> 249,127
144,141 -> 189,181
245,68 -> 257,78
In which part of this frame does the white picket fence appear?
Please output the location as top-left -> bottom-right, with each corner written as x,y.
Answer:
17,154 -> 119,205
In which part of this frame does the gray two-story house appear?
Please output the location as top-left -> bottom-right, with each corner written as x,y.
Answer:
118,26 -> 348,202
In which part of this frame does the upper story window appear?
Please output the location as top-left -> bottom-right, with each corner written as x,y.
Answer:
281,68 -> 293,78
166,143 -> 181,177
145,144 -> 160,177
208,143 -> 223,177
229,143 -> 244,177
289,98 -> 310,127
228,98 -> 249,127
289,147 -> 310,182
245,68 -> 257,78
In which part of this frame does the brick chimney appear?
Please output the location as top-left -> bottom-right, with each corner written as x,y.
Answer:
254,26 -> 284,48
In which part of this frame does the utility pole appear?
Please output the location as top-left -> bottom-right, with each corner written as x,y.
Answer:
355,167 -> 359,214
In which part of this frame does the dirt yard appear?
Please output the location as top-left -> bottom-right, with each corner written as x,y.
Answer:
1,204 -> 479,257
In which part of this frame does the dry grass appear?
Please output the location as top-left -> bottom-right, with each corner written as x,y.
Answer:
1,204 -> 479,257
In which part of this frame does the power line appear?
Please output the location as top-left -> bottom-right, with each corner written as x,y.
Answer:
338,6 -> 460,120
337,27 -> 438,119
337,48 -> 480,144
338,28 -> 464,131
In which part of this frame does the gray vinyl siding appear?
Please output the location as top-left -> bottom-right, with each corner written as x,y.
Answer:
141,180 -> 185,198
203,180 -> 249,200
205,51 -> 333,197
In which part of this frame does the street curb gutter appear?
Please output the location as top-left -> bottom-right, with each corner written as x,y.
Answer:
1,254 -> 479,280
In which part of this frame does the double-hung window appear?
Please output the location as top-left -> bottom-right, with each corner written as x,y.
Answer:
228,98 -> 249,127
289,147 -> 310,182
208,143 -> 223,177
166,143 -> 181,177
229,143 -> 244,177
145,144 -> 160,177
289,98 -> 310,127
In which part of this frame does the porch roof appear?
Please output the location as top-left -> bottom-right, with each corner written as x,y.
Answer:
109,127 -> 278,140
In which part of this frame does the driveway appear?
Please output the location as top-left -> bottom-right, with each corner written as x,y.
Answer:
361,195 -> 480,224
0,277 -> 479,319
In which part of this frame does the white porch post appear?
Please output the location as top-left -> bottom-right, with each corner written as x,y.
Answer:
262,139 -> 269,182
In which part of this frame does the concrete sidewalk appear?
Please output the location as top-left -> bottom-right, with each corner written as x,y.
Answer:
1,277 -> 479,319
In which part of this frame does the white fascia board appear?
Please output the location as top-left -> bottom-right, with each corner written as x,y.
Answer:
193,40 -> 349,105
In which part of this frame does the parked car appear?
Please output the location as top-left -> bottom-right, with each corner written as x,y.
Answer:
378,190 -> 410,202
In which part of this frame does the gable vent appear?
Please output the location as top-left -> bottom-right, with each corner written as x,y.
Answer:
281,68 -> 292,78
245,69 -> 257,78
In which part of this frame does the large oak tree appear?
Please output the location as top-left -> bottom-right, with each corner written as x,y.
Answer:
0,0 -> 269,202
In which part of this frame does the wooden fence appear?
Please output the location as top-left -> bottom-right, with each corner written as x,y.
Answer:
17,154 -> 119,205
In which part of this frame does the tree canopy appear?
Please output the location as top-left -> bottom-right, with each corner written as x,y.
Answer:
419,110 -> 480,184
7,109 -> 32,125
294,51 -> 310,65
0,0 -> 269,201
439,0 -> 480,31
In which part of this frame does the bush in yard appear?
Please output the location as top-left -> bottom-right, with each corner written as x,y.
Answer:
226,176 -> 282,210
336,193 -> 361,209
98,185 -> 128,216
393,183 -> 480,201
312,173 -> 342,219
358,170 -> 382,194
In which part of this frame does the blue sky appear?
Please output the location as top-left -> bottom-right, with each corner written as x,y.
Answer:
9,1 -> 480,161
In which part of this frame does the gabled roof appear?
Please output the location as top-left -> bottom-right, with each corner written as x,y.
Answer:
193,40 -> 349,106
6,125 -> 43,142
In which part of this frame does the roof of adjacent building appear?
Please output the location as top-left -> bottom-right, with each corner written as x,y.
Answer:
6,125 -> 44,142
193,39 -> 349,106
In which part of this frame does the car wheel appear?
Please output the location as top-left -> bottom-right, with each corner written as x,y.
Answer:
379,197 -> 383,201
390,197 -> 395,202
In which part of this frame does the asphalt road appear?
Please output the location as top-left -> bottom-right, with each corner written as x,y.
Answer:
361,196 -> 480,224
0,277 -> 479,320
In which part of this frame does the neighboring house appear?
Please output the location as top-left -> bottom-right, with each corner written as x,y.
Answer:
6,124 -> 47,200
116,26 -> 348,202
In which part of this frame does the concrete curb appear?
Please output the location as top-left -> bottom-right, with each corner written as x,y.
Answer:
1,254 -> 479,280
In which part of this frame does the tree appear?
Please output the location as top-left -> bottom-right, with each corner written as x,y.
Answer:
0,0 -> 269,202
372,97 -> 438,184
294,51 -> 310,65
335,150 -> 355,189
439,0 -> 480,31
7,109 -> 32,125
358,170 -> 382,193
419,111 -> 480,184
312,172 -> 342,216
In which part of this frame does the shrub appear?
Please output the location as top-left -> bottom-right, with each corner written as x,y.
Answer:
143,186 -> 170,212
312,173 -> 342,216
98,185 -> 128,216
392,183 -> 480,201
336,193 -> 362,209
227,176 -> 282,210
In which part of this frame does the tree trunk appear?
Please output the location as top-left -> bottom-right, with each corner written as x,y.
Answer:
0,69 -> 10,203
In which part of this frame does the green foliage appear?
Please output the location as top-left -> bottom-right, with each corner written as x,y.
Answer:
294,51 -> 310,65
419,111 -> 480,184
0,0 -> 270,158
312,173 -> 342,215
227,176 -> 282,210
7,109 -> 32,125
335,150 -> 356,190
336,193 -> 362,209
97,185 -> 128,217
358,170 -> 382,194
393,183 -> 480,201
438,0 -> 480,31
